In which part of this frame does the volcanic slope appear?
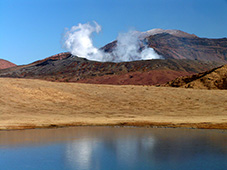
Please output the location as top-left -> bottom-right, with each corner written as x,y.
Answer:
1,29 -> 227,85
165,64 -> 227,89
102,29 -> 227,63
0,59 -> 16,69
0,53 -> 223,85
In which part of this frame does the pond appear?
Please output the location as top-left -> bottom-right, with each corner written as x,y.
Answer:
0,127 -> 226,170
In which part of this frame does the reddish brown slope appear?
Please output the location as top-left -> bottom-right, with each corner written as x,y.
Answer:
0,59 -> 16,69
32,52 -> 70,65
77,70 -> 193,85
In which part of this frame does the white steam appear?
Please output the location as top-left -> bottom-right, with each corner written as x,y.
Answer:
111,31 -> 161,62
63,21 -> 103,61
63,21 -> 162,62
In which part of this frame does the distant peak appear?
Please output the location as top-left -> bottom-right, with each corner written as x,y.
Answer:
141,28 -> 198,38
0,59 -> 16,69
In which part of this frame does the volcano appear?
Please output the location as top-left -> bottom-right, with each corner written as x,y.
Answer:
0,53 -> 223,85
0,29 -> 226,85
101,29 -> 227,63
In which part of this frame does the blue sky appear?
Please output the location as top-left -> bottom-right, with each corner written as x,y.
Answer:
1,0 -> 227,65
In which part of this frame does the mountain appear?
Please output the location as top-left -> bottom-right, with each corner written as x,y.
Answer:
1,29 -> 226,85
165,64 -> 227,89
101,29 -> 227,63
0,53 -> 223,85
141,28 -> 198,38
0,59 -> 16,69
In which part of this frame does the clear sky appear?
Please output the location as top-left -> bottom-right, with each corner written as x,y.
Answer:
1,0 -> 227,65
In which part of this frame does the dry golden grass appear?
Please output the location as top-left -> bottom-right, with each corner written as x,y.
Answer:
0,78 -> 227,130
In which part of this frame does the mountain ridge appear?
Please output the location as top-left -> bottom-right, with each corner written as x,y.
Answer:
141,28 -> 198,38
1,29 -> 227,86
0,53 -> 223,85
101,31 -> 227,63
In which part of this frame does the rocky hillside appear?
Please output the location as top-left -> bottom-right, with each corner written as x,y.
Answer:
165,64 -> 227,89
0,53 -> 223,85
101,29 -> 227,63
0,59 -> 16,69
1,29 -> 226,85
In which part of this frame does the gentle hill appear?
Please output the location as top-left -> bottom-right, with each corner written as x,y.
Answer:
165,64 -> 227,89
0,59 -> 16,69
0,78 -> 226,130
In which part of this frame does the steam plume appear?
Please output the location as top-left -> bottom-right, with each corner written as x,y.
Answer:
63,21 -> 162,62
63,21 -> 103,61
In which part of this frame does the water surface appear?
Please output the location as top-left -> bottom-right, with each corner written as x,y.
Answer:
0,127 -> 226,170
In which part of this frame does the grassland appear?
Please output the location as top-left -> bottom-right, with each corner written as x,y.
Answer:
0,78 -> 226,130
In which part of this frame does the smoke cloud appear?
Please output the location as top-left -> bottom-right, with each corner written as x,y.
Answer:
63,21 -> 162,62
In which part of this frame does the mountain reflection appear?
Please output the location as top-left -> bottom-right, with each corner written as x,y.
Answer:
64,135 -> 156,169
66,139 -> 100,170
1,127 -> 226,170
64,128 -> 226,170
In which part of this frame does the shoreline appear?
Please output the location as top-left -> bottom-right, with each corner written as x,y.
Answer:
1,121 -> 227,131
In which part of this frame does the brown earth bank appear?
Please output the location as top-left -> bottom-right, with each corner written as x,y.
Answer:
0,78 -> 226,130
0,59 -> 16,69
165,64 -> 227,89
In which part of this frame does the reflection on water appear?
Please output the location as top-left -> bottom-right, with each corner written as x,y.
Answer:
64,134 -> 157,170
66,139 -> 100,170
0,127 -> 226,170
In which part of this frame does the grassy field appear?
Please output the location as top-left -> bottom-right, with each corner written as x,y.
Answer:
0,78 -> 227,130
